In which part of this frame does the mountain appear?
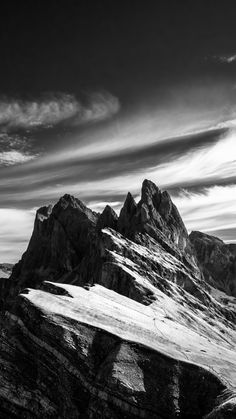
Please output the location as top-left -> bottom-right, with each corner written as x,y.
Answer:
190,231 -> 236,297
0,180 -> 235,418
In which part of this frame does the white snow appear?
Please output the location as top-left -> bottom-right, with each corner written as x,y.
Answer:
22,281 -> 236,391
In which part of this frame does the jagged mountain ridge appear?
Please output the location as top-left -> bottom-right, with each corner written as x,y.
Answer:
7,180 -> 199,304
0,179 -> 236,418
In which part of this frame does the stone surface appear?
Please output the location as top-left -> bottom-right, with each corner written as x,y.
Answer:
0,263 -> 13,279
190,231 -> 236,297
4,195 -> 98,308
0,282 -> 235,418
97,204 -> 118,231
0,179 -> 236,418
118,180 -> 191,257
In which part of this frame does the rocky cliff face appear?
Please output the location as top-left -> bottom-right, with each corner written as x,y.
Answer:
118,180 -> 191,257
6,180 -> 199,307
1,282 -> 235,419
0,180 -> 236,418
190,231 -> 236,297
0,264 -> 13,307
5,195 -> 98,308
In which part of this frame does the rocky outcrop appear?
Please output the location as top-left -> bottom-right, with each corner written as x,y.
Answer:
0,264 -> 13,308
1,179 -> 236,418
118,180 -> 191,257
97,205 -> 118,231
118,191 -> 137,236
0,263 -> 13,279
0,282 -> 235,419
5,195 -> 98,308
190,231 -> 236,297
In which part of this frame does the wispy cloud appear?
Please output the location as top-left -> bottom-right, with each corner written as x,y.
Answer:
0,127 -> 227,204
0,91 -> 120,131
173,185 -> 236,241
211,53 -> 236,64
0,91 -> 120,166
0,150 -> 37,166
70,91 -> 120,126
0,132 -> 38,166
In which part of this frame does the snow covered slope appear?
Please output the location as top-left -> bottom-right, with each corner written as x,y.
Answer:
0,277 -> 235,418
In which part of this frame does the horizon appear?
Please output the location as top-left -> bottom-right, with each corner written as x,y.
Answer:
2,1 -> 236,262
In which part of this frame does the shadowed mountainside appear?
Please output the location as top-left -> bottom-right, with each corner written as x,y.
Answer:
190,231 -> 236,297
0,179 -> 235,418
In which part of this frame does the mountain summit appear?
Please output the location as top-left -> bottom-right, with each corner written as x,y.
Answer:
0,179 -> 235,418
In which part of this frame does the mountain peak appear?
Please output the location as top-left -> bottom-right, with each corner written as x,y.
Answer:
97,205 -> 118,230
117,192 -> 137,235
57,194 -> 85,210
124,192 -> 137,211
141,179 -> 161,207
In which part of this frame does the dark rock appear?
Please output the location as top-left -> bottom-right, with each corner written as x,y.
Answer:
97,205 -> 118,231
4,195 -> 98,308
190,231 -> 236,297
0,283 -> 233,419
117,192 -> 137,236
117,180 -> 191,259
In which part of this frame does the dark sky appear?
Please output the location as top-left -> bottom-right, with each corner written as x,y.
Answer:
2,1 -> 236,261
1,1 -> 236,98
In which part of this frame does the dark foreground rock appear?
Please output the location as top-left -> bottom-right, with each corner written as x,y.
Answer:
0,179 -> 236,418
0,282 -> 235,418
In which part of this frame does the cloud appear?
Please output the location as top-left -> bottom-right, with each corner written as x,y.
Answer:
0,208 -> 35,263
0,126 -> 227,204
0,150 -> 37,166
0,91 -> 120,166
0,132 -> 38,166
172,185 -> 236,242
70,91 -> 120,126
211,53 -> 236,64
0,91 -> 120,131
142,128 -> 236,194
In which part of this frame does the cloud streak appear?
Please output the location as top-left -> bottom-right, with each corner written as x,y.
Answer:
173,185 -> 236,241
0,150 -> 37,166
0,132 -> 38,167
0,127 -> 227,205
0,91 -> 120,167
213,53 -> 236,64
0,91 -> 120,131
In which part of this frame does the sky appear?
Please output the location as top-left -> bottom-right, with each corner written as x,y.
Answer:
2,1 -> 236,262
